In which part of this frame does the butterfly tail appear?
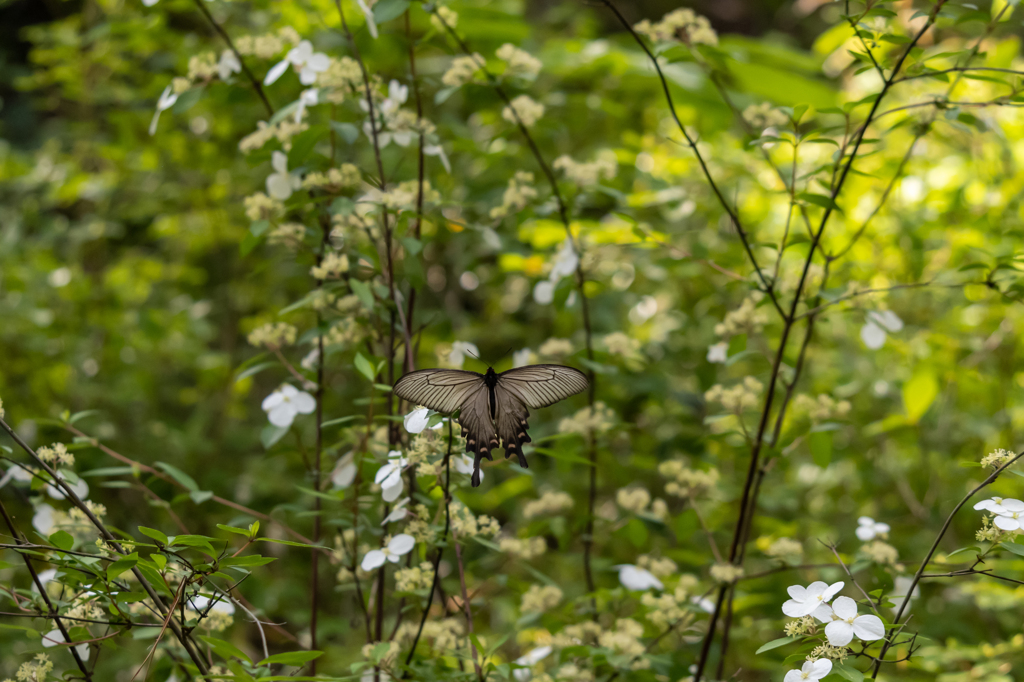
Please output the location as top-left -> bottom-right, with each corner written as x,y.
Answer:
499,413 -> 532,469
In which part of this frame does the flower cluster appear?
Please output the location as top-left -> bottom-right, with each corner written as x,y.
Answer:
534,238 -> 579,305
490,171 -> 538,219
715,293 -> 768,337
553,150 -> 617,187
310,251 -> 350,280
743,102 -> 789,130
36,443 -> 73,467
705,377 -> 763,412
243,192 -> 284,221
497,43 -> 542,78
794,394 -> 852,421
634,8 -> 718,46
521,584 -> 563,612
442,54 -> 485,87
710,563 -> 744,583
982,448 -> 1015,469
558,402 -> 614,435
451,502 -> 501,537
616,487 -> 651,514
658,459 -> 719,498
523,490 -> 574,519
762,537 -> 804,561
500,535 -> 547,559
395,562 -> 435,592
503,94 -> 545,128
975,497 -> 1024,532
239,119 -> 309,154
780,581 -> 884,652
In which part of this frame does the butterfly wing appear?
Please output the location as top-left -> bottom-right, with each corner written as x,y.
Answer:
457,385 -> 499,487
496,364 -> 589,408
393,368 -> 486,414
494,383 -> 531,469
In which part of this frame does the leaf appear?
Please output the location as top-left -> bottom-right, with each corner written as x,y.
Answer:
138,526 -> 169,545
198,635 -> 252,665
49,530 -> 74,551
217,524 -> 252,537
220,555 -> 277,568
809,430 -> 833,468
945,546 -> 981,559
833,664 -> 866,682
372,0 -> 410,24
189,490 -> 214,505
999,541 -> 1024,557
155,462 -> 199,492
261,424 -> 289,450
67,409 -> 101,425
349,279 -> 375,312
257,650 -> 324,667
329,121 -> 359,144
903,369 -> 939,424
256,537 -> 330,549
755,635 -> 797,654
107,553 -> 139,581
354,353 -> 377,382
797,192 -> 840,212
235,361 -> 278,383
320,416 -> 359,428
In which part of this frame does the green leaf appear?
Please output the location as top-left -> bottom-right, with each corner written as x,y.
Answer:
321,415 -> 360,428
755,635 -> 797,654
329,121 -> 359,144
49,530 -> 74,551
999,541 -> 1024,557
138,526 -> 169,545
217,524 -> 252,537
198,635 -> 252,665
261,424 -> 289,450
256,538 -> 330,550
373,0 -> 410,24
155,462 -> 199,492
809,430 -> 833,468
107,553 -> 139,580
945,546 -> 981,559
903,370 -> 939,424
257,650 -> 324,667
235,361 -> 278,383
354,353 -> 377,382
189,490 -> 214,505
833,664 -> 866,681
220,555 -> 277,568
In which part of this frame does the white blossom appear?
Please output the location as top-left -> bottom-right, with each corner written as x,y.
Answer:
976,497 -> 1024,530
46,474 -> 89,501
217,50 -> 242,80
784,659 -> 832,682
512,349 -> 531,368
190,594 -> 235,615
361,533 -> 415,570
448,341 -> 479,369
266,151 -> 301,200
424,144 -> 451,173
615,564 -> 663,591
856,516 -> 890,541
382,497 -> 410,525
454,454 -> 482,482
550,238 -> 578,278
149,85 -> 178,136
356,0 -> 379,39
861,311 -> 902,350
781,581 -> 844,618
264,40 -> 330,86
261,384 -> 316,428
331,452 -> 357,489
823,596 -> 885,647
707,342 -> 728,363
33,504 -> 56,535
513,645 -> 552,682
295,87 -> 319,123
375,450 -> 407,502
533,280 -> 555,305
404,407 -> 441,434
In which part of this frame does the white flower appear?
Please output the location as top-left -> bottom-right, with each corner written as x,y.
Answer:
190,594 -> 235,615
615,564 -> 663,591
295,87 -> 319,123
33,504 -> 56,535
361,533 -> 415,570
381,79 -> 408,115
261,384 -> 316,428
784,659 -> 832,682
46,475 -> 89,501
404,407 -> 441,434
217,50 -> 242,80
454,454 -> 482,482
691,595 -> 715,613
550,238 -> 579,279
266,151 -> 301,200
142,0 -> 159,6
870,310 -> 903,332
781,581 -> 844,618
330,452 -> 357,489
382,497 -> 410,525
448,341 -> 479,369
533,280 -> 555,305
42,629 -> 90,661
424,144 -> 451,173
860,311 -> 902,350
823,595 -> 885,647
264,40 -> 330,86
149,85 -> 178,136
512,349 -> 531,368
375,450 -> 407,502
513,645 -> 553,682
707,342 -> 728,363
981,497 -> 1024,531
856,516 -> 890,541
355,0 -> 379,39
860,322 -> 886,349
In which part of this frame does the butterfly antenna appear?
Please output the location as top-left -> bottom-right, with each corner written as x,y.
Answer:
463,346 -> 482,362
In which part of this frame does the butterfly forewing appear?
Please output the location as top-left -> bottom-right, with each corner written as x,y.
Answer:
496,364 -> 589,408
392,368 -> 486,414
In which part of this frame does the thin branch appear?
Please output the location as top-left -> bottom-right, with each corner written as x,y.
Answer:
823,541 -> 883,619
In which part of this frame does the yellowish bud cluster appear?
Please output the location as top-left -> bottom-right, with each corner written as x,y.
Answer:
430,6 -> 459,33
634,8 -> 718,46
503,95 -> 545,128
982,448 -> 1015,469
784,615 -> 818,636
763,537 -> 803,560
598,619 -> 648,666
709,563 -> 744,583
715,293 -> 767,337
521,584 -> 563,612
794,393 -> 852,421
616,487 -> 651,514
395,562 -> 435,592
659,460 -> 719,498
497,43 -> 542,77
861,540 -> 899,565
442,54 -> 485,87
558,402 -> 615,435
239,119 -> 309,154
36,443 -> 73,467
500,536 -> 547,560
302,164 -> 362,191
395,617 -> 463,651
451,503 -> 500,537
243,192 -> 284,221
742,102 -> 789,130
310,251 -> 350,280
325,318 -> 366,348
523,490 -> 574,519
637,554 -> 678,577
553,151 -> 617,187
810,645 -> 849,662
705,377 -> 763,412
490,171 -> 538,219
268,223 -> 306,248
603,332 -> 640,358
247,322 -> 297,349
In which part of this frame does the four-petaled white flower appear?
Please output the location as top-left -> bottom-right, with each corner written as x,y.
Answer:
823,595 -> 885,647
330,452 -> 357,489
42,629 -> 90,661
382,497 -> 410,525
262,384 -> 316,428
46,474 -> 89,501
217,50 -> 242,80
707,342 -> 728,364
375,450 -> 407,502
784,658 -> 832,682
149,85 -> 178,136
453,454 -> 482,482
976,497 -> 1024,530
266,151 -> 301,201
448,341 -> 479,369
861,310 -> 903,350
615,564 -> 663,591
404,407 -> 442,434
513,645 -> 552,682
265,40 -> 330,86
856,516 -> 890,541
295,87 -> 319,123
190,594 -> 235,615
781,581 -> 844,618
361,533 -> 415,570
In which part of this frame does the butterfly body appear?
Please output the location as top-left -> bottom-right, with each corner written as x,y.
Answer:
393,364 -> 588,486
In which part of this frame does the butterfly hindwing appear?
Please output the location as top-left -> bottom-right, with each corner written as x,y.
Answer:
494,384 -> 531,469
455,384 -> 498,487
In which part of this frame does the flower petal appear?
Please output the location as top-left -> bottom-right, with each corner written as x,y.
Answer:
811,603 -> 834,623
781,599 -> 813,618
809,658 -> 833,678
783,671 -> 803,682
404,408 -> 430,434
382,478 -> 403,503
824,620 -> 854,647
264,59 -> 290,86
993,514 -> 1020,531
290,391 -> 316,414
853,614 -> 885,641
361,550 -> 386,571
821,581 -> 845,602
1001,498 -> 1024,512
830,595 -> 857,620
388,534 -> 415,555
861,321 -> 886,349
855,526 -> 875,541
786,584 -> 807,600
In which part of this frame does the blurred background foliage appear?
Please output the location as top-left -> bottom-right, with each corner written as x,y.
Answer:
4,0 -> 1024,680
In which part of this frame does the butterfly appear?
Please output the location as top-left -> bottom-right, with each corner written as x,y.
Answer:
393,364 -> 589,486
